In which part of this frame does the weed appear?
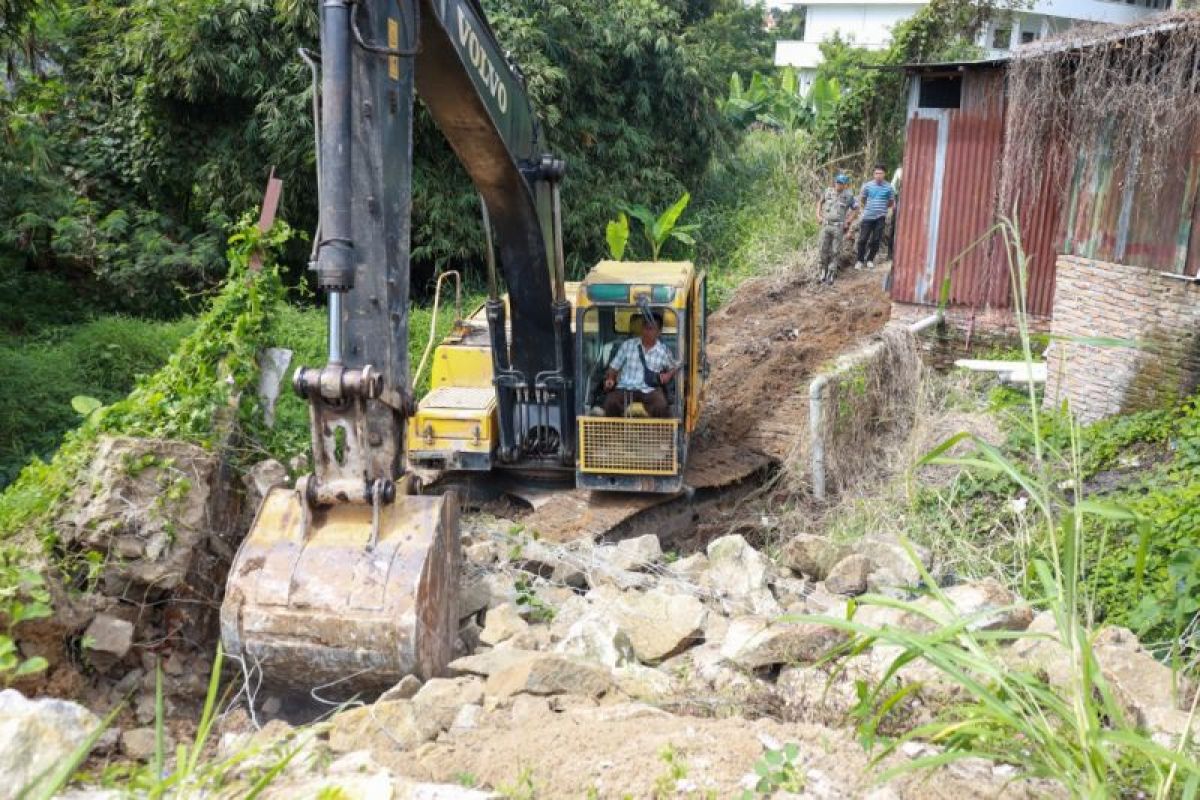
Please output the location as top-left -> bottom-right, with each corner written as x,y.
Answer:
314,789 -> 351,800
740,743 -> 804,798
805,217 -> 1200,796
0,553 -> 51,685
454,771 -> 479,788
652,744 -> 689,799
498,767 -> 538,800
514,576 -> 555,624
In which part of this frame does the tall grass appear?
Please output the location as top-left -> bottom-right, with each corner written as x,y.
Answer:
0,316 -> 194,487
806,218 -> 1200,796
20,644 -> 311,798
692,129 -> 822,306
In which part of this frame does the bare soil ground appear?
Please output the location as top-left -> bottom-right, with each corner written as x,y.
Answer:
397,700 -> 1054,799
527,268 -> 891,542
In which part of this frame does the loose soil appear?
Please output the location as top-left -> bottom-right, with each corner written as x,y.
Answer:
397,701 -> 1052,799
527,267 -> 891,542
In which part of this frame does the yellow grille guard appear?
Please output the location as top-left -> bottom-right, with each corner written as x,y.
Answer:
578,416 -> 679,476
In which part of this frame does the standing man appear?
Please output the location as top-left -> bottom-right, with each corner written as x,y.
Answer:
856,164 -> 896,270
815,173 -> 858,285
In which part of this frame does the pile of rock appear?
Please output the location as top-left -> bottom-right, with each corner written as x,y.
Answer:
9,440 -> 287,726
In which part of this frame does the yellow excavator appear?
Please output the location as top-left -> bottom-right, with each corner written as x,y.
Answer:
220,0 -> 707,694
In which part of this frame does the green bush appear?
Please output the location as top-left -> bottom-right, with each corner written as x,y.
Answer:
0,316 -> 193,487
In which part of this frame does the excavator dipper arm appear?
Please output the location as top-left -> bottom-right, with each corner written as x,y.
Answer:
221,0 -> 566,695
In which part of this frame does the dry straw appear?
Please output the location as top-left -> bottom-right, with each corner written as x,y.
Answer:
1001,12 -> 1200,209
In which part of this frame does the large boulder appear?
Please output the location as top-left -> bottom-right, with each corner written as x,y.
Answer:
604,534 -> 663,572
1010,615 -> 1198,739
824,554 -> 872,596
411,677 -> 485,732
589,586 -> 708,663
914,578 -> 1032,633
778,533 -> 849,580
449,648 -> 541,679
0,690 -> 100,800
704,535 -> 771,598
459,571 -> 517,620
479,603 -> 529,646
62,436 -> 224,592
853,534 -> 931,589
555,615 -> 635,668
485,653 -> 613,698
328,700 -> 440,753
719,616 -> 847,669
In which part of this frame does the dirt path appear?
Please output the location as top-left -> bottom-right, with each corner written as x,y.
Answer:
528,268 -> 890,542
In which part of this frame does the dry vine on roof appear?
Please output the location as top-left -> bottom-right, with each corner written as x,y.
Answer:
1000,11 -> 1200,211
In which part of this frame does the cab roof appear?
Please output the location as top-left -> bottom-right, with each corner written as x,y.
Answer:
584,260 -> 694,290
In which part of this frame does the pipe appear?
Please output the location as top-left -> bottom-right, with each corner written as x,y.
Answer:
316,0 -> 355,294
808,374 -> 830,502
412,271 -> 461,390
298,47 -> 322,269
908,312 -> 942,334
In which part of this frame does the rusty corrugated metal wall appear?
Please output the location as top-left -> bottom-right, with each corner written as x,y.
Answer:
1061,128 -> 1200,276
892,66 -> 1062,317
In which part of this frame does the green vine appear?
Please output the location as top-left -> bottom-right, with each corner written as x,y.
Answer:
0,213 -> 293,589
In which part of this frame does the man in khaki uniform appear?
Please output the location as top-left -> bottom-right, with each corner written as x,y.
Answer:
816,173 -> 858,285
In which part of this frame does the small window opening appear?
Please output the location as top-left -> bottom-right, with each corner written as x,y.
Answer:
992,27 -> 1011,49
1021,30 -> 1036,44
918,76 -> 962,109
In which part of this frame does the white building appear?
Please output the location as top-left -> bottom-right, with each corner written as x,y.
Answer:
772,0 -> 1169,90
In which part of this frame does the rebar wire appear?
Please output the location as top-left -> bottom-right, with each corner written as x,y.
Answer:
298,47 -> 322,268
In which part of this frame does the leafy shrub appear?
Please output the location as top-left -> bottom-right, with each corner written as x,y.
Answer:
0,215 -> 293,568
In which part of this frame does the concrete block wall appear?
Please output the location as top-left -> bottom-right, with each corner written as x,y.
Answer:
1044,255 -> 1200,423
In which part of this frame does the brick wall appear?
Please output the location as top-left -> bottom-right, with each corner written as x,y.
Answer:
1044,255 -> 1200,423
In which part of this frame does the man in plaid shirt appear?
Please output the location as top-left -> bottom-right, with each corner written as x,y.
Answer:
602,312 -> 679,418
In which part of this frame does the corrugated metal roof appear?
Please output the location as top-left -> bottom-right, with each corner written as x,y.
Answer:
895,57 -> 1010,72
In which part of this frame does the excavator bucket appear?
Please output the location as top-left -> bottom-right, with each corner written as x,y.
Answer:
220,486 -> 460,696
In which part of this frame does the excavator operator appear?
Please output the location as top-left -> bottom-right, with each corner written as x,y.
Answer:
602,310 -> 679,418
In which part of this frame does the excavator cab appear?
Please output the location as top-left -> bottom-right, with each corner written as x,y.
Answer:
575,261 -> 707,494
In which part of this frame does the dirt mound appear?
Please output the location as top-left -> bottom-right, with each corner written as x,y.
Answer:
690,267 -> 891,478
393,702 -> 1051,799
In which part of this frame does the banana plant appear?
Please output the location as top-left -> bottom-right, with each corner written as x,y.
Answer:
721,68 -> 812,131
618,192 -> 699,261
605,211 -> 629,261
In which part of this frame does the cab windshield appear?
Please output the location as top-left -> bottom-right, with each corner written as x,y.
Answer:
579,306 -> 680,413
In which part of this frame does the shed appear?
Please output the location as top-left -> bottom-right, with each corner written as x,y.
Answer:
891,17 -> 1200,422
891,57 -> 1064,322
892,27 -> 1200,323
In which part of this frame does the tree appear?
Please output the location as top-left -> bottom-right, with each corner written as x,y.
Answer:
0,0 -> 773,311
